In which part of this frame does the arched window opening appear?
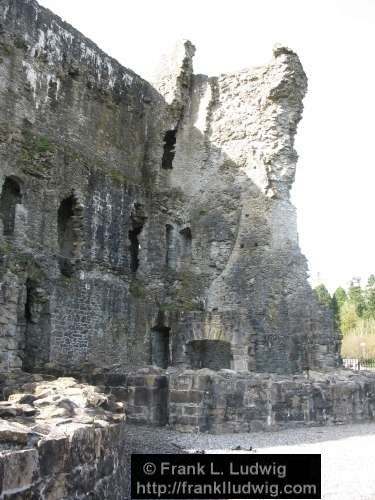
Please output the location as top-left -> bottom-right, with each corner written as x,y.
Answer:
161,129 -> 177,169
58,194 -> 82,277
0,176 -> 22,235
151,325 -> 171,369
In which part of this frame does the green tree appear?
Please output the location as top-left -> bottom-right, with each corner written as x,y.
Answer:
333,287 -> 347,308
314,284 -> 332,309
332,286 -> 347,328
347,278 -> 365,317
364,274 -> 375,319
339,301 -> 359,335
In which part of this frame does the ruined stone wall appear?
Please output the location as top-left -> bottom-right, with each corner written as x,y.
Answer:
155,46 -> 341,374
123,368 -> 375,433
0,0 -> 167,374
0,0 -> 340,377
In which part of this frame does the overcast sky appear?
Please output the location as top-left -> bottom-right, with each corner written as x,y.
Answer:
38,0 -> 375,292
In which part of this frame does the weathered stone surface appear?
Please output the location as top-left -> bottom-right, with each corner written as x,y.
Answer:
0,376 -> 130,498
0,448 -> 39,494
166,369 -> 375,433
0,0 -> 340,378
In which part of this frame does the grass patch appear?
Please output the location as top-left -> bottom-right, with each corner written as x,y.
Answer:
0,240 -> 13,255
19,132 -> 56,179
129,279 -> 146,299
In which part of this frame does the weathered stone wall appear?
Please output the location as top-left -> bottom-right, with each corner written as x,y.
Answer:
0,0 -> 340,378
158,50 -> 340,374
0,0 -> 165,374
122,368 -> 375,433
169,369 -> 375,432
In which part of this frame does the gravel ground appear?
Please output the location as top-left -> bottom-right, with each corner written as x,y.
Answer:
128,423 -> 375,500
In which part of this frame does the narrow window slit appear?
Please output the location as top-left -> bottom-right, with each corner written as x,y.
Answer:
129,226 -> 142,272
166,224 -> 176,269
24,278 -> 33,323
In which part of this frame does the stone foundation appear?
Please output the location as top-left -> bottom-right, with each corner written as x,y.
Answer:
122,368 -> 375,433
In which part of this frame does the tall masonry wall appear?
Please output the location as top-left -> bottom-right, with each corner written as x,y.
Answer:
0,0 -> 341,377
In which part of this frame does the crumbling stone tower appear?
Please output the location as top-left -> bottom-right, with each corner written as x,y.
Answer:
0,0 -> 341,378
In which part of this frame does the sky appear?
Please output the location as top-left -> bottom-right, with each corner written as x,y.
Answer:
38,0 -> 375,292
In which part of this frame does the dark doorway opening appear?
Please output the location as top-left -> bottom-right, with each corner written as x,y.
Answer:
58,194 -> 82,277
161,130 -> 177,169
151,326 -> 171,369
187,339 -> 232,370
0,176 -> 22,235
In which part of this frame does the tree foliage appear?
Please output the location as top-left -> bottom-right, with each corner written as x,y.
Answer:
347,278 -> 365,317
364,274 -> 375,319
339,301 -> 358,335
317,275 -> 375,359
332,287 -> 347,328
314,284 -> 332,309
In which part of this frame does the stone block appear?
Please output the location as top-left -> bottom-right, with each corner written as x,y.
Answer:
0,449 -> 39,494
169,390 -> 204,404
38,436 -> 70,477
69,427 -> 97,468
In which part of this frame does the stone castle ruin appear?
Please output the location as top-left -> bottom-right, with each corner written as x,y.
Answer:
0,0 -> 374,497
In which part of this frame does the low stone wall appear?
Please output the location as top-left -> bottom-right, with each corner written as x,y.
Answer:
121,370 -> 169,426
123,368 -> 375,433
